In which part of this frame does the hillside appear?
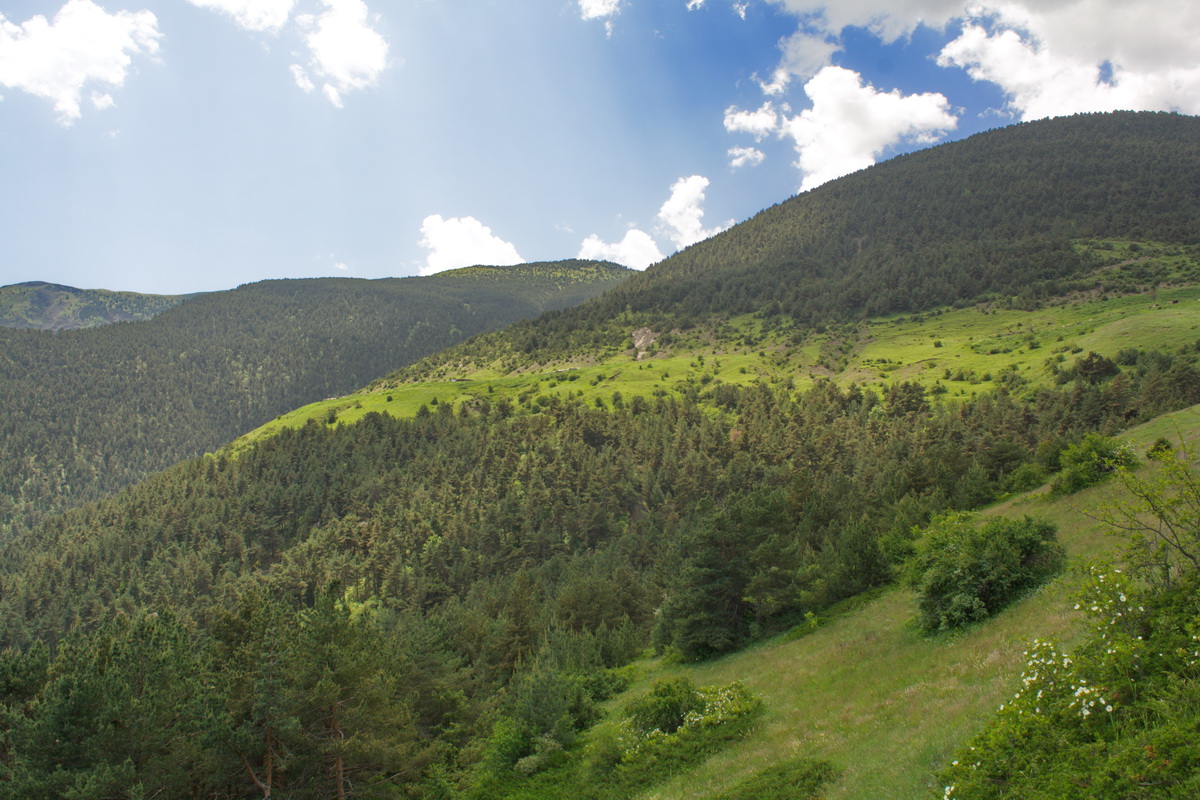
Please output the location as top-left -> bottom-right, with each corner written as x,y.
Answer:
378,111 -> 1200,376
2,112 -> 1200,800
0,260 -> 630,535
234,238 -> 1200,445
0,281 -> 188,330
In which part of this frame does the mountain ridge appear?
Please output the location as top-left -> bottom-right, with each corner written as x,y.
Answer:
0,259 -> 631,534
0,281 -> 192,330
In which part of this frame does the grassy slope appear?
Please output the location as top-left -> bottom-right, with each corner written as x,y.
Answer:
625,404 -> 1200,800
233,240 -> 1200,450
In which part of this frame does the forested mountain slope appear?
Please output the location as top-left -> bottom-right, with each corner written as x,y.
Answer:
0,261 -> 629,534
0,281 -> 188,330
2,112 -> 1200,799
385,111 -> 1200,376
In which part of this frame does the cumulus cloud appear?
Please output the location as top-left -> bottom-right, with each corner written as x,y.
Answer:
186,0 -> 296,33
723,102 -> 780,140
418,214 -> 524,276
760,2 -> 1200,121
939,3 -> 1200,118
656,175 -> 729,250
293,0 -> 389,107
782,66 -> 956,191
0,0 -> 160,125
728,145 -> 765,168
579,229 -> 664,271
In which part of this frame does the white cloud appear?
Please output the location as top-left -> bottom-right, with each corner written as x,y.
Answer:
759,2 -> 1200,121
579,229 -> 664,271
290,63 -> 314,92
295,0 -> 389,106
723,102 -> 780,140
0,0 -> 160,125
333,261 -> 349,271
758,31 -> 842,94
418,214 -> 524,276
90,90 -> 115,110
656,175 -> 729,250
186,0 -> 296,33
938,3 -> 1200,119
768,0 -> 965,43
733,3 -> 749,19
321,83 -> 342,107
687,0 -> 706,9
578,0 -> 621,20
579,175 -> 727,268
728,145 -> 765,168
782,66 -> 956,191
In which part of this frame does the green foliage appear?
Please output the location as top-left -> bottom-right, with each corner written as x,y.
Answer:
712,757 -> 839,800
907,513 -> 1066,631
941,439 -> 1200,799
1102,437 -> 1200,581
463,680 -> 761,800
939,569 -> 1200,800
626,677 -> 703,735
1004,461 -> 1049,493
606,681 -> 762,792
1050,433 -> 1138,496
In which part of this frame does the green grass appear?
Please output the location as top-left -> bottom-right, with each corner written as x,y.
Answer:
230,240 -> 1200,452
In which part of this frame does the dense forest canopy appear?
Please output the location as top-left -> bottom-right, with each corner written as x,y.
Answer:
0,261 -> 630,535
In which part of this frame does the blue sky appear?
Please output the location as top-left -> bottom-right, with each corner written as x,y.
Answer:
2,0 -> 1198,294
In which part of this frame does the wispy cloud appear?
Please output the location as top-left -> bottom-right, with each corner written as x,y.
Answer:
185,0 -> 296,33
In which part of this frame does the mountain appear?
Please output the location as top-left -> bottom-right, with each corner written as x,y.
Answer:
0,281 -> 189,330
2,112 -> 1199,800
0,260 -> 630,534
380,110 -> 1199,375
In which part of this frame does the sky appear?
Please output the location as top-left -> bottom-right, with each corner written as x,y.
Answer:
1,1 -> 1198,294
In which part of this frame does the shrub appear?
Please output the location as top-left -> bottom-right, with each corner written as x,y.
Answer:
1050,433 -> 1137,496
626,677 -> 702,735
1004,462 -> 1048,493
907,512 -> 1065,631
